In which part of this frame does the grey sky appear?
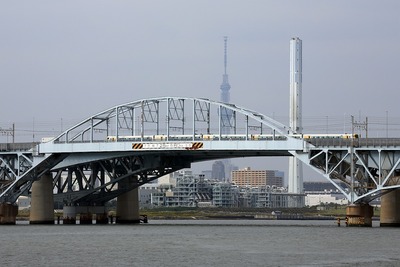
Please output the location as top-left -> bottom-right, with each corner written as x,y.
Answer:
1,1 -> 399,181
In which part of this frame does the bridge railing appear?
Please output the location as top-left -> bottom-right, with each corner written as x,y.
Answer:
357,138 -> 400,147
103,133 -> 288,143
0,142 -> 39,152
307,138 -> 400,148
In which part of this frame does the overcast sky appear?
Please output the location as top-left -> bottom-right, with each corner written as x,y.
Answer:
1,1 -> 399,181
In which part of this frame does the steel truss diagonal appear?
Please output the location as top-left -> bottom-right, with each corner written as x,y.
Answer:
0,153 -> 67,203
51,154 -> 190,206
295,148 -> 400,203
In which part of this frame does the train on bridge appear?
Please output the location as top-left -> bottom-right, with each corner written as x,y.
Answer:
105,133 -> 359,142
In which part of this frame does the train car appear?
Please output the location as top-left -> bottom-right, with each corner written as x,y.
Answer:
301,133 -> 359,139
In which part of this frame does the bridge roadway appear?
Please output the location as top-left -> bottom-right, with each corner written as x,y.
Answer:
0,97 -> 399,226
0,142 -> 39,152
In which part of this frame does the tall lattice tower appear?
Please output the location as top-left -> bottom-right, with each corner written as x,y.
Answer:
288,37 -> 304,207
219,36 -> 234,181
220,36 -> 231,104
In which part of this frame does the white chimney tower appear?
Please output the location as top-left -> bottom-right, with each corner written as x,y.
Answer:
288,37 -> 304,206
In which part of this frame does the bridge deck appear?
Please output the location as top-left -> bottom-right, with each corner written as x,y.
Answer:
0,142 -> 38,152
306,138 -> 400,148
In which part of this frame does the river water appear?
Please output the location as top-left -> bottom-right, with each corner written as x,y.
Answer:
1,220 -> 399,266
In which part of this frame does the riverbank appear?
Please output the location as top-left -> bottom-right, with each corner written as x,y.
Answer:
16,206 -> 381,221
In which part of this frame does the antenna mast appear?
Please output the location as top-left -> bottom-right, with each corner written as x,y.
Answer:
224,36 -> 227,75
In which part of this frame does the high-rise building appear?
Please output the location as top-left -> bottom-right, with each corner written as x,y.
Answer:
211,160 -> 225,181
231,167 -> 284,188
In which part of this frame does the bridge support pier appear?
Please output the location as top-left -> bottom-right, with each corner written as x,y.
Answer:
63,205 -> 107,224
380,189 -> 400,227
30,173 -> 54,224
96,213 -> 109,224
63,205 -> 77,224
0,203 -> 18,224
346,204 -> 373,227
116,178 -> 140,224
79,212 -> 93,224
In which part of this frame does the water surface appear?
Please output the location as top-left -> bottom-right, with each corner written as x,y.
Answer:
1,220 -> 398,267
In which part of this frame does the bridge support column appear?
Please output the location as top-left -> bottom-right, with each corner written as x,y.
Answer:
63,206 -> 77,224
30,173 -> 54,224
0,203 -> 18,224
380,189 -> 400,227
116,177 -> 140,224
346,204 -> 373,227
96,213 -> 109,224
63,205 -> 107,224
79,212 -> 93,224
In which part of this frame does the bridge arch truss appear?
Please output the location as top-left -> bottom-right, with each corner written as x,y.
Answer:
53,97 -> 290,144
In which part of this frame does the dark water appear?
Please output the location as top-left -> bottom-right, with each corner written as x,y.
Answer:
1,220 -> 399,267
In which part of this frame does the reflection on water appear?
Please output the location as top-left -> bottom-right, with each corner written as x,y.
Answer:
2,220 -> 399,266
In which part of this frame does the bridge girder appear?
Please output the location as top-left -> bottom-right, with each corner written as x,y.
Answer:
1,97 -> 400,206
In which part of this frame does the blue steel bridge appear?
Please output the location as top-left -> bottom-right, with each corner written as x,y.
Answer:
1,97 -> 400,209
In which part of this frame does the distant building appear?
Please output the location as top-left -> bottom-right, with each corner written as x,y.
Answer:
304,181 -> 344,194
17,196 -> 30,210
212,161 -> 225,181
305,194 -> 347,207
152,170 -> 213,207
201,170 -> 213,179
139,184 -> 159,208
303,181 -> 354,207
150,169 -> 301,209
231,167 -> 284,187
212,183 -> 237,207
157,172 -> 177,187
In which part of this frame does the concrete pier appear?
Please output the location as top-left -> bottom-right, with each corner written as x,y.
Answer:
96,213 -> 109,224
30,173 -> 54,224
380,189 -> 400,227
116,177 -> 140,224
63,205 -> 107,224
346,204 -> 373,227
0,203 -> 18,224
79,212 -> 93,224
63,205 -> 77,224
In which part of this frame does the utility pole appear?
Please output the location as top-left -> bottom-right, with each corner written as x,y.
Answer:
352,116 -> 368,138
386,111 -> 388,138
0,123 -> 15,143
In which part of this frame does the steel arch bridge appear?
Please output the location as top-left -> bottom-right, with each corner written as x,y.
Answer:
1,97 -> 400,206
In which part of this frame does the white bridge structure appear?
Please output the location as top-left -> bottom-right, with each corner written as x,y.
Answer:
1,97 -> 400,225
